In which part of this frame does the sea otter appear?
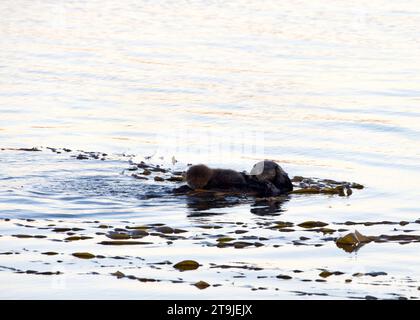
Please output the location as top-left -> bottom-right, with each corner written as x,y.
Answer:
185,164 -> 247,190
250,160 -> 293,194
173,160 -> 293,197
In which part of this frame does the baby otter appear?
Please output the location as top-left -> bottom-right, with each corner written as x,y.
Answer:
186,164 -> 247,190
175,161 -> 293,197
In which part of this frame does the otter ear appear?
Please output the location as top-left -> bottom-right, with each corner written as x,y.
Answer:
273,167 -> 293,192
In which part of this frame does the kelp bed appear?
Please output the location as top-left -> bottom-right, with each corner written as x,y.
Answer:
0,147 -> 419,299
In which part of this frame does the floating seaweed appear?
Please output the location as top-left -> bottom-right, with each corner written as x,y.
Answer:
173,260 -> 200,271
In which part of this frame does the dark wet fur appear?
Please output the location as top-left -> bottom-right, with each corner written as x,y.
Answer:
174,161 -> 293,197
206,169 -> 247,189
250,160 -> 293,195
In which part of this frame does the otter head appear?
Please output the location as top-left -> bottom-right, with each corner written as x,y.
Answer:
186,164 -> 213,189
250,160 -> 293,192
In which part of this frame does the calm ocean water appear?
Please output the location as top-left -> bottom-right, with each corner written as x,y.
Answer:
0,1 -> 419,299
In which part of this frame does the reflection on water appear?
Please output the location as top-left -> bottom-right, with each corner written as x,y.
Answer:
1,0 -> 420,299
250,197 -> 289,216
185,195 -> 289,216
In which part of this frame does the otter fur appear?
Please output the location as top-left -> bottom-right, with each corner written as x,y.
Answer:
179,161 -> 293,197
186,164 -> 247,190
249,160 -> 293,194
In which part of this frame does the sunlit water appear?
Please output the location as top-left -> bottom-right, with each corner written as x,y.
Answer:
0,0 -> 420,299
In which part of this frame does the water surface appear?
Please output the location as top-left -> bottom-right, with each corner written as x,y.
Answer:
1,0 -> 420,299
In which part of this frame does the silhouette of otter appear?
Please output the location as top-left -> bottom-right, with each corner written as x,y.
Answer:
186,164 -> 247,189
250,160 -> 293,195
173,160 -> 293,197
